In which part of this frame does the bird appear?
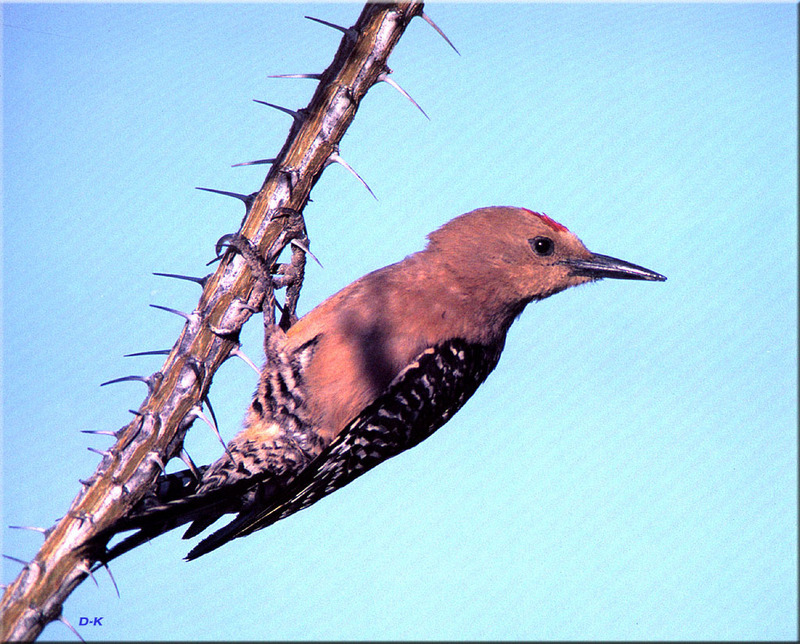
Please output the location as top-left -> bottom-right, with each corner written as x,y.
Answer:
103,206 -> 666,562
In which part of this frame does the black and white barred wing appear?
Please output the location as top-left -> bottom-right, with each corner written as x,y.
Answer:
186,339 -> 502,560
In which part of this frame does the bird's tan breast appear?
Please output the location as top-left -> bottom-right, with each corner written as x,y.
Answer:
285,266 -> 448,441
283,251 -> 517,442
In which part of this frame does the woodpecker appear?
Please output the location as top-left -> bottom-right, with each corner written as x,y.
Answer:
106,206 -> 665,561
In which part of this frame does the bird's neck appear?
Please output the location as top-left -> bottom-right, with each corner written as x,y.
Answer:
405,249 -> 530,348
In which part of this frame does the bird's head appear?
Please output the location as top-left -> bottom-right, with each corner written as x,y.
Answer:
426,206 -> 666,306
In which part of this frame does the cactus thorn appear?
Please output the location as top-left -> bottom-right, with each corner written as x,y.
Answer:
420,11 -> 460,55
153,272 -> 208,286
304,15 -> 358,41
377,71 -> 430,120
253,100 -> 304,124
327,151 -> 377,200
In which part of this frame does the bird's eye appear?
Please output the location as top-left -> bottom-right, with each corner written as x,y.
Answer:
529,236 -> 554,256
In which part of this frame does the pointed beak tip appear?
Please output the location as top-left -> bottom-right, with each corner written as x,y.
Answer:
636,269 -> 668,283
566,253 -> 667,283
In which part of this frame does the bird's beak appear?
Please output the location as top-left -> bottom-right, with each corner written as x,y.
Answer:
563,253 -> 667,282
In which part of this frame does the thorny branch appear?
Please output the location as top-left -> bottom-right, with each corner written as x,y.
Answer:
0,2 -> 451,640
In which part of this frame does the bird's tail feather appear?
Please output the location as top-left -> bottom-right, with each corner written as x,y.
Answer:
91,467 -> 247,563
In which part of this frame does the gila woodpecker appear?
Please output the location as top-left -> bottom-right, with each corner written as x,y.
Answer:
107,206 -> 665,561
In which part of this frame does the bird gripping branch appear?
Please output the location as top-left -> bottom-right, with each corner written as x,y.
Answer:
101,206 -> 665,561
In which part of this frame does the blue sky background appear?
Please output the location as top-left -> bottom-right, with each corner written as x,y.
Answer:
2,2 -> 797,640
